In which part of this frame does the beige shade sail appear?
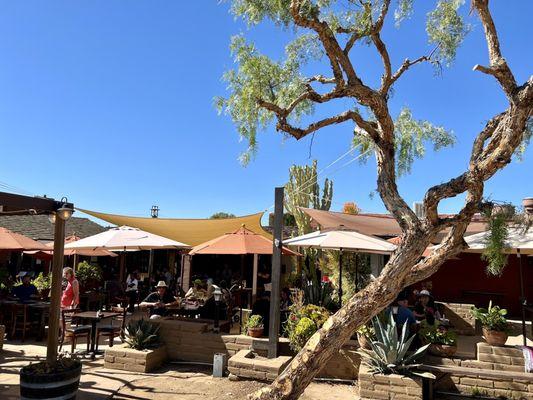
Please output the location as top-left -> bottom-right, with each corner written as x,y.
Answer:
190,225 -> 299,256
0,227 -> 48,251
77,209 -> 269,247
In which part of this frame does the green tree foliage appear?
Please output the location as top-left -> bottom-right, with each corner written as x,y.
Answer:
217,0 -> 465,169
209,211 -> 237,219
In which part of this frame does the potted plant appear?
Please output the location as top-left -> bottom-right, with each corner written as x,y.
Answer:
358,314 -> 432,400
105,319 -> 166,373
33,272 -> 51,300
20,353 -> 82,399
76,261 -> 103,291
421,325 -> 457,357
246,315 -> 264,338
356,324 -> 375,350
471,301 -> 509,346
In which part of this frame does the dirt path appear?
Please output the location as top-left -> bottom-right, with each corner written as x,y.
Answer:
113,369 -> 356,400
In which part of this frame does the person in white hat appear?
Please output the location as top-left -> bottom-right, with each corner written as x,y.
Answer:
413,289 -> 437,323
140,280 -> 177,319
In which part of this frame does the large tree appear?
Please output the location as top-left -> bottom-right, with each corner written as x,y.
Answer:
217,1 -> 532,399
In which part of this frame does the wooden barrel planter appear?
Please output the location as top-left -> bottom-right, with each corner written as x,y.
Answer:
20,360 -> 82,400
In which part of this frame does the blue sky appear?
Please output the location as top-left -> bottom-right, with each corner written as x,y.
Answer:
0,1 -> 531,225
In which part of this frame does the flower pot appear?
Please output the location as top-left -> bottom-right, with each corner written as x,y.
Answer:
357,334 -> 372,350
428,343 -> 457,357
247,326 -> 264,338
20,360 -> 82,400
482,327 -> 508,346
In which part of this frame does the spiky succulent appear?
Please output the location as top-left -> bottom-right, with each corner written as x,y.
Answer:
124,319 -> 160,350
359,314 -> 429,376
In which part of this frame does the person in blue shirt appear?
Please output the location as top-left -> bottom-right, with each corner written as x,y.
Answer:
12,273 -> 37,302
394,292 -> 417,333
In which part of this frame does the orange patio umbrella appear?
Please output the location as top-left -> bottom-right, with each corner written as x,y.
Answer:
0,227 -> 48,251
189,225 -> 299,298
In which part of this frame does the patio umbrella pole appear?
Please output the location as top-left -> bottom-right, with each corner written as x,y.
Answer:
338,249 -> 343,307
518,249 -> 527,346
46,216 -> 66,364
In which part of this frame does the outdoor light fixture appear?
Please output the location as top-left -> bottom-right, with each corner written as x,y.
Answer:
151,205 -> 159,218
213,285 -> 222,303
57,197 -> 74,221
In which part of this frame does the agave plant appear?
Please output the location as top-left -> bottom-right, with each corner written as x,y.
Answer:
359,314 -> 429,376
124,319 -> 160,350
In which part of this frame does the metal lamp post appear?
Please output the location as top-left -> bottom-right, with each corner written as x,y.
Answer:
213,285 -> 222,333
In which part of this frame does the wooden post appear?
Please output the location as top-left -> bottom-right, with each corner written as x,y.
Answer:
119,251 -> 125,284
268,187 -> 284,359
181,254 -> 191,292
148,249 -> 155,280
46,216 -> 66,364
252,253 -> 259,304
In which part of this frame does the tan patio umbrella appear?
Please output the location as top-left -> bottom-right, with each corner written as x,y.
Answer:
189,225 -> 299,299
0,227 -> 48,251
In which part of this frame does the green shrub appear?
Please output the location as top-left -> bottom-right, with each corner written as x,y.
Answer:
285,302 -> 330,352
33,273 -> 51,292
359,314 -> 429,376
75,261 -> 103,289
246,314 -> 264,329
356,324 -> 376,341
125,319 -> 160,350
471,301 -> 509,332
420,325 -> 457,346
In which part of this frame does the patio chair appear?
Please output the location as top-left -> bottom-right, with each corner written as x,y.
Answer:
95,305 -> 127,351
10,303 -> 31,342
59,308 -> 91,354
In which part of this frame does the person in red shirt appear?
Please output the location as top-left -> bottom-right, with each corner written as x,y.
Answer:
61,267 -> 79,309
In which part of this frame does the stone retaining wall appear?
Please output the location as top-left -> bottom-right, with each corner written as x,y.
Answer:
155,318 -> 359,380
228,349 -> 292,381
358,365 -> 423,400
436,302 -> 476,335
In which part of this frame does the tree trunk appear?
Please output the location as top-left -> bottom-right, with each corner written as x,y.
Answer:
249,234 -> 434,400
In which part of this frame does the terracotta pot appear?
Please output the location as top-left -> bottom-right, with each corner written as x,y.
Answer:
428,343 -> 457,357
357,334 -> 372,350
247,326 -> 264,338
483,327 -> 508,346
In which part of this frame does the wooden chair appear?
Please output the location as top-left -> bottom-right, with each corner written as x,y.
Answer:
95,306 -> 127,351
59,309 -> 91,354
10,304 -> 31,342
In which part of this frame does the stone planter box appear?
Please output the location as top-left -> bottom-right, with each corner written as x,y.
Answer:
0,325 -> 5,350
104,344 -> 167,373
228,349 -> 292,381
358,364 -> 423,400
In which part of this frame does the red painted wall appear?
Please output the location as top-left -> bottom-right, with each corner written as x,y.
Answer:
417,252 -> 533,318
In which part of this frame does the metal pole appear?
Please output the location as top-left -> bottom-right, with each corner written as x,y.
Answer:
214,300 -> 220,334
338,249 -> 343,307
46,216 -> 66,364
518,249 -> 527,346
268,187 -> 284,359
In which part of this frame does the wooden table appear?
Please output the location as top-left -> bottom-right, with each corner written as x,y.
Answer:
72,311 -> 119,359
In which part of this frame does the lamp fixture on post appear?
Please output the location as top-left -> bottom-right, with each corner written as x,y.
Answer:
213,285 -> 222,333
151,205 -> 159,218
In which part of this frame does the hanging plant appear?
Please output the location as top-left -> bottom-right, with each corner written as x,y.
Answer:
480,202 -> 514,276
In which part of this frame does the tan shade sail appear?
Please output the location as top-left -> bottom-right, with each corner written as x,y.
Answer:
0,227 -> 48,251
77,209 -> 269,247
190,225 -> 299,256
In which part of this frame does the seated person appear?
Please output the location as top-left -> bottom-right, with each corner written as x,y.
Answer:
392,292 -> 417,334
184,279 -> 207,301
413,289 -> 442,324
12,272 -> 37,302
140,281 -> 177,319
